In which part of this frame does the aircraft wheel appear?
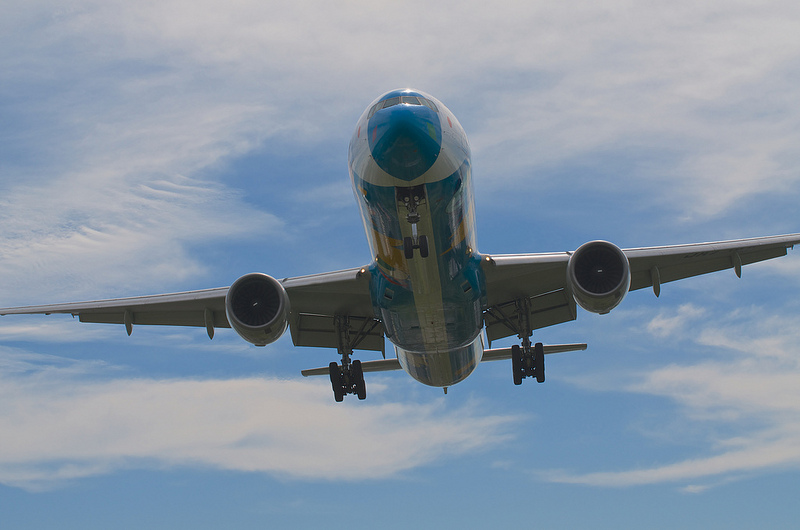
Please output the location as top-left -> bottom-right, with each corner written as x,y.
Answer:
352,360 -> 367,400
511,344 -> 523,385
535,342 -> 545,383
404,237 -> 414,259
329,362 -> 344,402
419,235 -> 429,258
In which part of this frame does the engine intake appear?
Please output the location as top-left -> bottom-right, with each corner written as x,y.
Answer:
225,273 -> 290,346
567,240 -> 631,314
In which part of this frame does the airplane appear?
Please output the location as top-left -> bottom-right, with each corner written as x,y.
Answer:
2,88 -> 799,402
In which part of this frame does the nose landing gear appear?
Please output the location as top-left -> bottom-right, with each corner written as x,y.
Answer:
397,185 -> 429,260
403,235 -> 429,259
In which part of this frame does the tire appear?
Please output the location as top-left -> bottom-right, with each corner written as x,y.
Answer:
352,360 -> 367,400
535,342 -> 545,383
329,362 -> 344,402
511,344 -> 523,385
404,237 -> 414,259
419,235 -> 429,258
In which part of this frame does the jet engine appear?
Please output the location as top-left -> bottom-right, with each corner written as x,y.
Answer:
566,240 -> 631,314
225,273 -> 290,346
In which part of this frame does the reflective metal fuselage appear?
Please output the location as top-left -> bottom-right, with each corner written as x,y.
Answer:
348,89 -> 486,387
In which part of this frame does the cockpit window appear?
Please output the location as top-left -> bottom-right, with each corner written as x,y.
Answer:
382,96 -> 401,109
367,95 -> 438,119
420,98 -> 438,111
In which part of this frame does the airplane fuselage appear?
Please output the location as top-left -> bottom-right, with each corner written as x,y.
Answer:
348,89 -> 486,387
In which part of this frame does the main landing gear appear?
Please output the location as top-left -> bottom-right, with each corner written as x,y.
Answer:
328,315 -> 367,402
506,298 -> 545,385
397,185 -> 429,260
511,338 -> 545,385
329,360 -> 366,402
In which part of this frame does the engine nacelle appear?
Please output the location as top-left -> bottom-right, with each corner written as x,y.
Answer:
567,240 -> 631,314
225,273 -> 290,346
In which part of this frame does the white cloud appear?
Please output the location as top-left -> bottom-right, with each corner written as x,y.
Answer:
0,174 -> 282,304
0,318 -> 114,343
544,433 -> 800,490
646,303 -> 706,338
754,253 -> 800,281
0,350 -> 516,491
547,306 -> 800,490
461,2 -> 800,218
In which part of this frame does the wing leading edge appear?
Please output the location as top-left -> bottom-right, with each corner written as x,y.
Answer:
624,233 -> 800,295
481,233 -> 800,344
0,266 -> 382,350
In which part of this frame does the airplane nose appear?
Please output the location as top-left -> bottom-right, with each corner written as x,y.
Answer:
368,104 -> 442,181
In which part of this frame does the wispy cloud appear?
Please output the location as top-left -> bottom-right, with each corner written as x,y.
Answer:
0,318 -> 115,342
547,305 -> 800,491
2,0 -> 798,309
463,2 -> 800,218
0,349 -> 516,491
0,174 -> 282,304
543,434 -> 800,490
646,303 -> 706,338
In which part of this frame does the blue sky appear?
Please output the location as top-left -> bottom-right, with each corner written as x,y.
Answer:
2,0 -> 800,527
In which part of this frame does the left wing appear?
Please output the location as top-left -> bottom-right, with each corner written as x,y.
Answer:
482,233 -> 800,344
0,266 -> 383,351
0,287 -> 230,335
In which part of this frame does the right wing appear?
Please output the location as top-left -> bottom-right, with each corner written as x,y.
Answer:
0,266 -> 384,352
481,233 -> 800,345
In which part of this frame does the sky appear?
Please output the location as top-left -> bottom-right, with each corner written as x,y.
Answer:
1,0 -> 800,528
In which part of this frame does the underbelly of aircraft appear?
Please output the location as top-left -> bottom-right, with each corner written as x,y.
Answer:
395,335 -> 484,387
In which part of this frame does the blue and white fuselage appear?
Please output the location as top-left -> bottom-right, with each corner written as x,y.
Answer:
348,89 -> 486,387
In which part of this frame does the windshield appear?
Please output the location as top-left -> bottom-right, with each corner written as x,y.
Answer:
367,95 -> 438,118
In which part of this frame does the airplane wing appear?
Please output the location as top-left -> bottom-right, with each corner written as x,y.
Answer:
482,233 -> 800,344
0,265 -> 384,352
3,234 -> 798,352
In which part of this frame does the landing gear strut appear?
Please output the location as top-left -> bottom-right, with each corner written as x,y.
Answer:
328,316 -> 367,402
398,185 -> 429,259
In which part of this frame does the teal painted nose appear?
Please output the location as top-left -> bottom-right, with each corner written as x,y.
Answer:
368,104 -> 442,181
